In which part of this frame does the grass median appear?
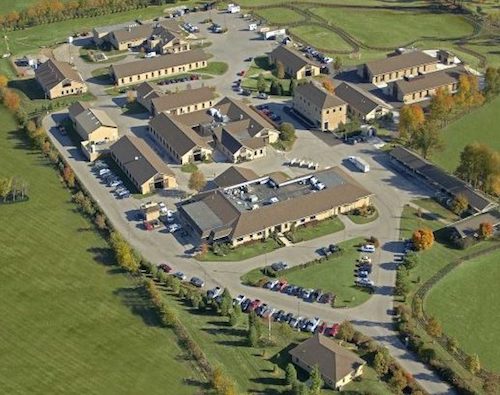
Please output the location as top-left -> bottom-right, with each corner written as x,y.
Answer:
197,238 -> 282,262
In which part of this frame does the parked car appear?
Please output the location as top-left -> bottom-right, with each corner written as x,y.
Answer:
256,92 -> 268,99
158,263 -> 172,273
360,244 -> 376,253
272,309 -> 283,321
247,299 -> 261,312
207,286 -> 222,299
289,316 -> 302,328
310,289 -> 322,302
358,264 -> 372,273
301,288 -> 314,300
356,278 -> 375,288
173,271 -> 187,281
305,317 -> 321,333
271,261 -> 288,272
319,292 -> 334,304
357,271 -> 369,278
237,70 -> 245,76
241,298 -> 252,311
190,277 -> 205,288
324,323 -> 340,337
265,279 -> 279,289
319,246 -> 331,257
233,294 -> 245,305
316,321 -> 326,334
168,223 -> 181,233
329,244 -> 340,253
255,303 -> 268,316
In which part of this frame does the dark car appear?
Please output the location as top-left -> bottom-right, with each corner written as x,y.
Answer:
271,261 -> 288,272
319,292 -> 334,304
158,263 -> 172,273
329,244 -> 340,253
310,289 -> 322,302
358,264 -> 372,273
273,309 -> 285,321
283,312 -> 294,323
319,246 -> 331,257
190,277 -> 205,288
241,89 -> 252,96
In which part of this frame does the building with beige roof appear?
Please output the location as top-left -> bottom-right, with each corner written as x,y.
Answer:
35,59 -> 87,99
289,333 -> 366,390
178,166 -> 373,246
68,101 -> 118,143
145,25 -> 190,55
269,45 -> 321,80
293,82 -> 347,131
212,166 -> 259,188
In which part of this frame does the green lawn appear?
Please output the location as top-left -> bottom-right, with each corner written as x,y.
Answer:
289,216 -> 345,243
197,61 -> 228,75
180,163 -> 198,173
426,249 -> 500,373
198,238 -> 282,262
289,25 -> 353,52
346,209 -> 379,225
309,8 -> 474,48
238,0 -> 429,6
431,95 -> 500,172
0,108 -> 201,393
411,198 -> 458,223
282,238 -> 373,308
256,7 -> 306,25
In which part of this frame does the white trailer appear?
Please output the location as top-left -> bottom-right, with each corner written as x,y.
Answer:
262,28 -> 286,40
227,4 -> 241,13
347,156 -> 370,173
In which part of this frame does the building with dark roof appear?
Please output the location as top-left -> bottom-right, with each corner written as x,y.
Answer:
389,146 -> 495,213
35,59 -> 87,99
145,25 -> 190,55
359,50 -> 438,85
335,82 -> 391,121
447,209 -> 500,240
293,82 -> 347,131
110,135 -> 176,194
213,166 -> 259,188
289,333 -> 365,390
111,49 -> 210,86
68,101 -> 118,143
177,166 -> 373,246
151,86 -> 216,116
269,45 -> 320,79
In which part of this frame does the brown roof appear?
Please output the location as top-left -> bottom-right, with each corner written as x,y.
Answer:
68,101 -> 90,121
289,333 -> 365,384
35,59 -> 84,91
365,51 -> 437,76
213,166 -> 259,188
270,45 -> 320,75
111,24 -> 154,43
395,68 -> 462,95
151,86 -> 216,114
149,112 -> 210,156
74,108 -> 117,136
295,82 -> 346,109
110,135 -> 174,186
111,49 -> 210,79
335,82 -> 388,116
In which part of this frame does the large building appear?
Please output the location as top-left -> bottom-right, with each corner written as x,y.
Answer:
111,49 -> 210,87
289,333 -> 366,390
269,45 -> 321,80
334,82 -> 391,121
35,59 -> 87,99
177,166 -> 373,246
110,135 -> 177,195
145,25 -> 190,55
293,82 -> 347,131
359,51 -> 438,85
68,102 -> 118,143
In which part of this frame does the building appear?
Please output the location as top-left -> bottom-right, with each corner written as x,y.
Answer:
293,82 -> 347,131
392,68 -> 463,104
68,102 -> 118,143
289,333 -> 366,390
177,166 -> 373,246
108,24 -> 155,51
334,82 -> 391,121
111,49 -> 210,87
389,146 -> 495,213
110,135 -> 177,195
447,209 -> 500,240
92,21 -> 139,46
268,45 -> 320,79
213,126 -> 267,163
35,59 -> 87,99
149,112 -> 213,164
359,51 -> 438,85
145,25 -> 190,55
136,82 -> 162,112
213,166 -> 259,188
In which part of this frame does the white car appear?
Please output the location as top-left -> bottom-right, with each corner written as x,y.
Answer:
360,244 -> 376,253
305,317 -> 321,333
358,255 -> 372,264
109,180 -> 122,187
233,294 -> 245,305
356,278 -> 374,287
168,223 -> 181,233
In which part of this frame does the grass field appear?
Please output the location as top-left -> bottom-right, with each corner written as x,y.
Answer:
289,216 -> 345,242
431,95 -> 500,172
411,198 -> 458,223
198,238 -> 282,262
256,7 -> 306,25
426,249 -> 500,372
289,25 -> 353,52
237,0 -> 430,6
0,107 -> 201,394
197,61 -> 228,75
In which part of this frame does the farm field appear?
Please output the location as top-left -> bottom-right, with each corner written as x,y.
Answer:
238,0 -> 430,6
431,95 -> 500,172
256,7 -> 306,25
426,249 -> 500,372
289,25 -> 353,52
0,107 -> 201,394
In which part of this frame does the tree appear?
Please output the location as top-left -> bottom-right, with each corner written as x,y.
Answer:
270,79 -> 282,95
247,324 -> 258,347
62,165 -> 75,188
0,74 -> 8,88
479,222 -> 494,239
333,56 -> 342,74
483,372 -> 499,395
279,122 -> 296,142
466,353 -> 481,375
428,87 -> 455,126
484,66 -> 500,98
447,337 -> 459,354
398,104 -> 425,142
292,381 -> 308,395
0,176 -> 13,202
373,350 -> 389,375
94,213 -> 107,230
455,74 -> 484,110
188,170 -> 206,192
309,364 -> 323,395
3,89 -> 20,112
450,193 -> 468,215
412,228 -> 434,251
276,60 -> 285,79
126,90 -> 135,103
286,363 -> 298,387
408,121 -> 443,159
289,78 -> 296,96
426,316 -> 442,337
257,73 -> 267,93
109,232 -> 140,273
389,368 -> 408,392
336,320 -> 354,342
219,288 -> 232,317
322,79 -> 335,94
402,251 -> 419,270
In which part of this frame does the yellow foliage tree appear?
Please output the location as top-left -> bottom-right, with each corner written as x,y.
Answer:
412,228 -> 434,251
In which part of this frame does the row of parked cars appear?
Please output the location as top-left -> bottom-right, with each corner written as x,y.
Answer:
354,244 -> 377,288
232,294 -> 339,335
255,104 -> 282,124
157,74 -> 200,86
93,161 -> 130,199
263,278 -> 336,305
302,46 -> 333,65
182,22 -> 199,33
168,268 -> 206,288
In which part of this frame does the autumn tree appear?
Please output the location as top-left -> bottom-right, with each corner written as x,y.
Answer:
428,87 -> 455,126
109,232 -> 140,274
412,228 -> 434,251
398,104 -> 425,142
94,213 -> 107,230
0,74 -> 8,88
455,74 -> 484,110
466,353 -> 481,375
450,193 -> 468,215
389,368 -> 408,392
211,366 -> 237,395
479,222 -> 494,239
188,170 -> 206,192
333,56 -> 342,74
426,316 -> 442,337
3,89 -> 20,112
336,320 -> 355,342
322,78 -> 335,94
373,349 -> 390,375
62,165 -> 75,188
408,121 -> 443,159
276,60 -> 285,79
0,176 -> 13,202
447,337 -> 459,354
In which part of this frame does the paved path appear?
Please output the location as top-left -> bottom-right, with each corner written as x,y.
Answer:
44,10 -> 454,394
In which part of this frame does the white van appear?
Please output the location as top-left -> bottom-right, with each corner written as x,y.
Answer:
360,244 -> 376,253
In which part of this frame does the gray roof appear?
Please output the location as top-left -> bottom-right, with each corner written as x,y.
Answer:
111,24 -> 154,43
149,112 -> 210,156
110,135 -> 174,186
335,82 -> 388,116
215,128 -> 243,154
270,45 -> 320,75
111,49 -> 210,79
365,50 -> 437,76
151,86 -> 216,114
68,101 -> 90,121
449,209 -> 500,238
93,21 -> 138,35
395,68 -> 462,95
74,108 -> 117,135
35,59 -> 84,91
295,82 -> 346,109
213,166 -> 259,188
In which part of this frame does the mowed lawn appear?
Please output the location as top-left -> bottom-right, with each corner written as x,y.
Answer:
0,108 -> 201,394
256,7 -> 305,25
431,95 -> 500,172
425,249 -> 500,372
309,8 -> 474,48
289,25 -> 352,52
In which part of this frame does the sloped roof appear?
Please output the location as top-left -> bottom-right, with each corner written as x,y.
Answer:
74,108 -> 117,135
270,45 -> 320,75
365,51 -> 437,76
68,101 -> 90,120
215,128 -> 243,154
35,59 -> 84,91
110,135 -> 174,186
213,166 -> 259,188
289,333 -> 366,384
395,68 -> 462,95
335,82 -> 388,116
111,24 -> 154,43
151,86 -> 215,114
295,82 -> 346,109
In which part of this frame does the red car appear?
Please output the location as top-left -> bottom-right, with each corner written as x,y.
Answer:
158,263 -> 172,273
237,70 -> 245,76
316,322 -> 326,334
143,221 -> 153,231
247,299 -> 261,312
324,323 -> 340,337
278,280 -> 288,291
